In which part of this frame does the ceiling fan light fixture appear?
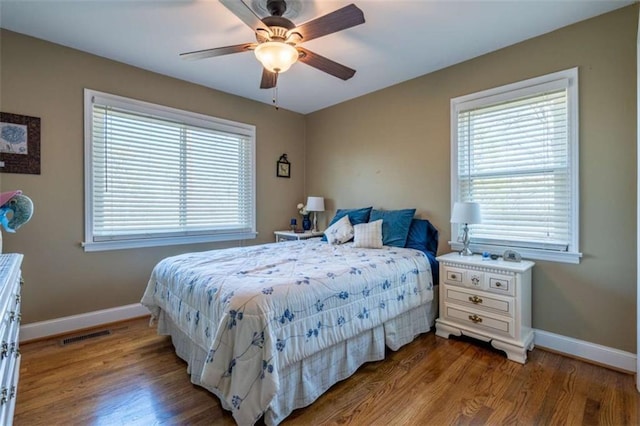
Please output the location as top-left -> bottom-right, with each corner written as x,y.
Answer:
254,41 -> 298,73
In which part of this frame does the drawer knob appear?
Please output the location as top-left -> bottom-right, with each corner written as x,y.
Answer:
451,274 -> 457,279
15,294 -> 21,304
495,282 -> 503,287
1,343 -> 8,359
468,314 -> 483,324
8,311 -> 15,322
468,295 -> 483,304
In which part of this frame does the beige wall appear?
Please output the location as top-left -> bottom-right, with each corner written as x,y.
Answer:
306,5 -> 638,352
1,5 -> 637,354
0,30 -> 306,323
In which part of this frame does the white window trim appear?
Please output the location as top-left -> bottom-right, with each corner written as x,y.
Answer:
83,89 -> 257,252
450,68 -> 582,264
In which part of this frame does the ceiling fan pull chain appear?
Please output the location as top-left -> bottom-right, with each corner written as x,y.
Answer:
272,80 -> 279,110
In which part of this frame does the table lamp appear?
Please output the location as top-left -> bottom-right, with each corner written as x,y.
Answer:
450,201 -> 482,256
306,196 -> 325,233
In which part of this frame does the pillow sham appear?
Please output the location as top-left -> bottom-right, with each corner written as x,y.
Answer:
322,207 -> 372,241
353,219 -> 383,249
369,208 -> 416,247
323,214 -> 354,245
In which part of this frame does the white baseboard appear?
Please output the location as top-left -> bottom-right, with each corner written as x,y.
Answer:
534,329 -> 636,373
19,303 -> 149,343
18,305 -> 637,373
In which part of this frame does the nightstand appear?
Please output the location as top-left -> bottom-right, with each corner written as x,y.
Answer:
274,230 -> 324,242
435,252 -> 535,364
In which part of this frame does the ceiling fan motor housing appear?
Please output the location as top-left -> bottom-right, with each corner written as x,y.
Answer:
266,0 -> 287,17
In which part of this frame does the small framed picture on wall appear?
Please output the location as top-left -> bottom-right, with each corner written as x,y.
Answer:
277,153 -> 290,178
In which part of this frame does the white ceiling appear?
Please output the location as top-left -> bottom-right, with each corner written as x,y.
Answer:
0,0 -> 634,114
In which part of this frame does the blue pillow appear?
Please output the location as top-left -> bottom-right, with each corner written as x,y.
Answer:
322,207 -> 372,241
405,218 -> 440,284
369,209 -> 416,247
405,218 -> 439,256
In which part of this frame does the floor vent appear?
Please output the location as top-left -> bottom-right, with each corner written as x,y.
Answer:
60,329 -> 111,346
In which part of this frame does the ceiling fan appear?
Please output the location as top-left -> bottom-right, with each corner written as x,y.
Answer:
180,0 -> 365,89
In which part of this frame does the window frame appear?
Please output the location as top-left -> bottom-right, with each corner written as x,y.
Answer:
83,89 -> 257,252
450,68 -> 581,264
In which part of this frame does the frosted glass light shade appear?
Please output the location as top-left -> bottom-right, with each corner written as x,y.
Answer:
450,202 -> 482,224
254,42 -> 298,73
306,196 -> 325,212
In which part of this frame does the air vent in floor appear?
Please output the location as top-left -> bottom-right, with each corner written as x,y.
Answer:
60,329 -> 111,346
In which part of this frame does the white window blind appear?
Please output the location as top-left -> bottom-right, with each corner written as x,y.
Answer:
84,89 -> 256,251
451,68 -> 581,263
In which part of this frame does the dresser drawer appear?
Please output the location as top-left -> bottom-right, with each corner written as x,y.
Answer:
444,303 -> 515,338
486,272 -> 514,296
443,265 -> 485,290
444,285 -> 514,317
444,265 -> 464,284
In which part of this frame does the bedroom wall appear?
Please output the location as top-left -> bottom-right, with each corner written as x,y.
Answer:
305,5 -> 638,353
0,29 -> 307,323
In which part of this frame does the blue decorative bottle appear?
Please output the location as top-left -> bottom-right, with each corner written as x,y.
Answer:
302,215 -> 312,231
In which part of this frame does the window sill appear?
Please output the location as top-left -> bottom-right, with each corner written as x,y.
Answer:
449,241 -> 582,264
82,232 -> 258,252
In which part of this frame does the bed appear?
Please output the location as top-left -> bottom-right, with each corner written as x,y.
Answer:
141,214 -> 439,425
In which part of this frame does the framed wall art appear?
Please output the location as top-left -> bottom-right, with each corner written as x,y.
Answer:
0,112 -> 41,174
277,153 -> 290,178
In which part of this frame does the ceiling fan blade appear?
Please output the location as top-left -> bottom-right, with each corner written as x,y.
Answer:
219,0 -> 272,37
288,4 -> 364,43
297,47 -> 356,81
260,69 -> 278,89
180,43 -> 255,61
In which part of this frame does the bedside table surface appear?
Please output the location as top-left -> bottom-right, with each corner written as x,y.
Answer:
274,230 -> 324,237
437,252 -> 534,273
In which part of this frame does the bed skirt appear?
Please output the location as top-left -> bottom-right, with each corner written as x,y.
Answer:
155,286 -> 438,425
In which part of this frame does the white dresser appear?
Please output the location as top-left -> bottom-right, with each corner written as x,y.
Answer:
435,252 -> 534,364
0,254 -> 23,425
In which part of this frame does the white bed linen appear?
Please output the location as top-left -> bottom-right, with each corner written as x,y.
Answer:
157,291 -> 437,425
142,239 -> 434,425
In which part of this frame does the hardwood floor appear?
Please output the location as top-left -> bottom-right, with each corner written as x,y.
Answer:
14,317 -> 639,425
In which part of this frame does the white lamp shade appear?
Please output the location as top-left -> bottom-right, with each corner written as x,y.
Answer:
254,42 -> 299,73
450,202 -> 482,224
306,196 -> 325,212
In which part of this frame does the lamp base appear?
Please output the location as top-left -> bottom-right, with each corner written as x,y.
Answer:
458,223 -> 473,256
459,247 -> 474,256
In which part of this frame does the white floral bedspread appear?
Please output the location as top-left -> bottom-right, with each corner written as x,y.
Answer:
141,239 -> 433,425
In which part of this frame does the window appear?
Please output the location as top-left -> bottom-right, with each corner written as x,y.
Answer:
83,89 -> 256,251
451,68 -> 581,263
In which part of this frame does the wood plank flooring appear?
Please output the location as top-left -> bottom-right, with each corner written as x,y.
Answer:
14,317 -> 639,425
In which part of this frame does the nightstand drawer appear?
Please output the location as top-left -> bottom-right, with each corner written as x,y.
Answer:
443,265 -> 485,290
444,303 -> 514,338
487,273 -> 514,296
444,266 -> 464,284
444,285 -> 513,317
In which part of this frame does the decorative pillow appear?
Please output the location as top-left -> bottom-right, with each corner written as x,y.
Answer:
405,218 -> 439,256
353,219 -> 383,249
405,218 -> 440,285
321,207 -> 372,241
369,208 -> 416,247
323,214 -> 354,245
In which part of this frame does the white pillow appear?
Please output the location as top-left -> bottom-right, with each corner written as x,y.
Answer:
353,219 -> 383,249
324,214 -> 354,245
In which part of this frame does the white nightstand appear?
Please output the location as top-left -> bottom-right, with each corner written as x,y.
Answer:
274,230 -> 324,242
435,252 -> 535,364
